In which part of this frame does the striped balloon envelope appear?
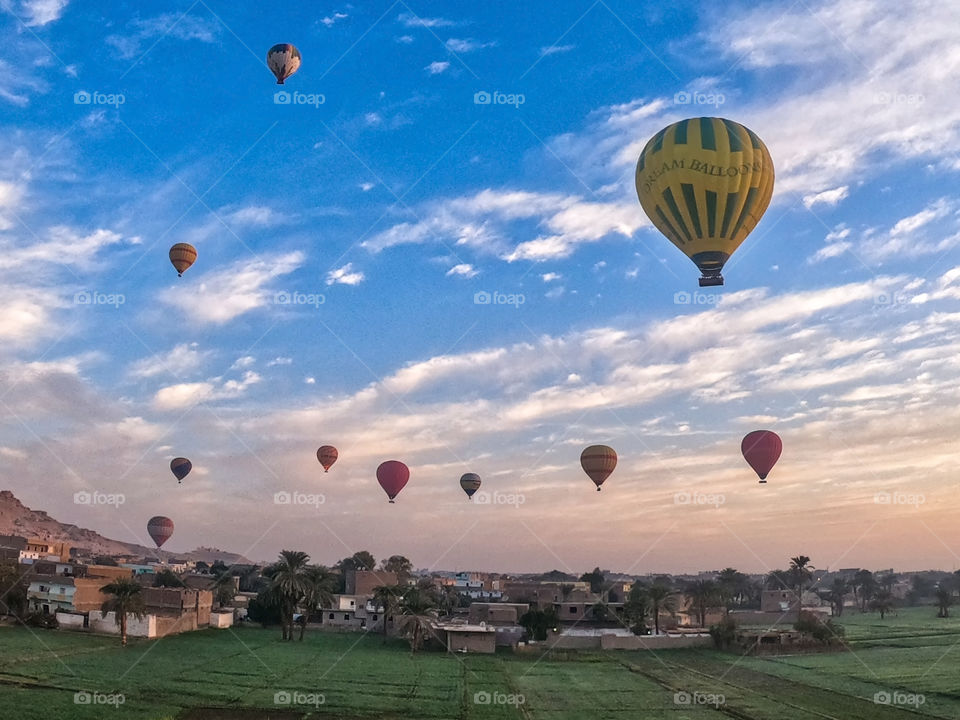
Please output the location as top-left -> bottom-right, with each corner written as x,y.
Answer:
580,445 -> 618,491
267,43 -> 301,84
459,473 -> 482,499
635,117 -> 774,286
147,516 -> 174,548
317,445 -> 338,472
168,243 -> 197,277
169,457 -> 191,484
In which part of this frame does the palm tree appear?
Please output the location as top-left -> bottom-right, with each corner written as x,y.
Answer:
716,568 -> 747,612
935,586 -> 953,618
685,580 -> 718,627
100,579 -> 146,647
264,550 -> 311,641
372,584 -> 405,641
870,589 -> 895,619
299,566 -> 336,640
853,570 -> 876,612
647,584 -> 677,635
623,583 -> 649,635
437,585 -> 460,617
788,556 -> 813,619
211,572 -> 236,609
0,564 -> 28,617
397,587 -> 437,654
823,577 -> 850,617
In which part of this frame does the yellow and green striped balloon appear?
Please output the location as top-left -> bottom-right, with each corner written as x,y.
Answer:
635,117 -> 774,286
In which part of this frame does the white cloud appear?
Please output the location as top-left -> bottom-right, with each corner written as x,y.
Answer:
105,13 -> 218,60
398,12 -> 454,27
803,186 -> 849,209
20,0 -> 68,26
305,376 -> 316,384
153,371 -> 261,411
540,44 -> 575,56
446,263 -> 478,278
159,251 -> 304,324
326,263 -> 365,286
0,226 -> 128,270
445,38 -> 495,53
267,357 -> 292,367
395,35 -> 414,44
130,343 -> 209,378
225,206 -> 288,227
359,182 -> 375,192
321,12 -> 347,26
231,356 -> 255,370
425,61 -> 450,75
541,273 -> 562,282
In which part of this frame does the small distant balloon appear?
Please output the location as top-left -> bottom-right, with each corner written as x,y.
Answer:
168,243 -> 197,277
317,445 -> 338,472
170,457 -> 191,484
377,460 -> 409,503
267,43 -> 301,84
460,473 -> 481,500
581,445 -> 617,491
147,516 -> 174,548
741,430 -> 782,483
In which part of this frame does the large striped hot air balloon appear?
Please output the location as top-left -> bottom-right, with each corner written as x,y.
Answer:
169,457 -> 191,484
580,445 -> 617,491
267,43 -> 301,84
168,243 -> 197,277
147,516 -> 174,548
459,473 -> 481,500
635,117 -> 775,286
741,430 -> 782,484
376,461 -> 409,503
317,445 -> 338,472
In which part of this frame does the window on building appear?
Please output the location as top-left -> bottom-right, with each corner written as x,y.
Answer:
349,600 -> 355,607
372,614 -> 377,621
569,607 -> 577,614
328,613 -> 334,620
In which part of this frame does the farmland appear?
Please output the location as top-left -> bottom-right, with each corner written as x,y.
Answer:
1,607 -> 959,719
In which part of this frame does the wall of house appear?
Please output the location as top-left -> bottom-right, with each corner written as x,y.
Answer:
210,611 -> 234,629
446,631 -> 496,653
90,611 -> 155,637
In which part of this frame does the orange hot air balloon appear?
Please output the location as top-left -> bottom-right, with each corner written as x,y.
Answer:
581,445 -> 617,491
377,460 -> 409,503
317,445 -> 338,472
169,243 -> 197,277
741,430 -> 782,484
147,516 -> 174,548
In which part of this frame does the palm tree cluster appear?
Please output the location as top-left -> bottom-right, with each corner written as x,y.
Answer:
260,550 -> 336,641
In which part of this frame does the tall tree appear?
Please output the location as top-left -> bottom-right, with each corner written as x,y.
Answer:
264,550 -> 311,641
398,587 -> 437,654
647,584 -> 677,635
153,569 -> 185,588
935,586 -> 953,619
822,577 -> 850,617
580,567 -> 605,595
870,589 -> 895,620
300,566 -> 336,638
100,579 -> 146,647
623,583 -> 649,635
788,556 -> 813,619
716,568 -> 747,612
372,584 -> 406,641
853,570 -> 876,612
380,555 -> 413,583
685,580 -> 718,627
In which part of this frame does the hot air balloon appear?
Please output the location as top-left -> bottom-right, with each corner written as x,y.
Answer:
147,516 -> 174,548
581,445 -> 617,491
169,243 -> 197,277
317,445 -> 338,472
635,117 -> 775,286
267,43 -> 301,84
741,430 -> 782,484
170,457 -> 191,484
376,460 -> 409,503
460,473 -> 481,500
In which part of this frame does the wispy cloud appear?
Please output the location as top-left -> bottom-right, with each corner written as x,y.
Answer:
326,262 -> 365,286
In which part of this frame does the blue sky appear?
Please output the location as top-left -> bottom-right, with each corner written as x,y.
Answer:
2,0 -> 960,575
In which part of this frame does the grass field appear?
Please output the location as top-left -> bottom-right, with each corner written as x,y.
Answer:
1,607 -> 959,719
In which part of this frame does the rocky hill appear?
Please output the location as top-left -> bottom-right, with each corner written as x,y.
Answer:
0,490 -> 252,565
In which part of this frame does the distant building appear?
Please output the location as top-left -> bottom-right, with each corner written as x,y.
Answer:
761,589 -> 799,613
321,594 -> 390,633
20,539 -> 71,564
438,623 -> 497,654
345,569 -> 399,596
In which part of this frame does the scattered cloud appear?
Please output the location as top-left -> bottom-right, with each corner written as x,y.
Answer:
540,44 -> 575,56
446,263 -> 478,278
445,38 -> 495,53
326,263 -> 365,286
321,12 -> 347,27
425,61 -> 450,75
803,186 -> 849,209
398,12 -> 454,28
105,13 -> 218,60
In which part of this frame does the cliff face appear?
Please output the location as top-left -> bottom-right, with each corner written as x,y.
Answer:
0,491 -> 251,564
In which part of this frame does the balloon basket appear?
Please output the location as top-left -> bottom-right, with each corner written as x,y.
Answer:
698,274 -> 723,287
758,480 -> 767,484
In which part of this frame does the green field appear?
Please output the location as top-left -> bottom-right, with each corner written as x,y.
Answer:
1,607 -> 959,719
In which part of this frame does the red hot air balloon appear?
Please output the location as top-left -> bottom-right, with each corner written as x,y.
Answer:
147,516 -> 174,548
741,431 -> 782,484
581,445 -> 617,491
317,446 -> 338,472
460,473 -> 481,500
377,461 -> 409,503
170,457 -> 191,484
